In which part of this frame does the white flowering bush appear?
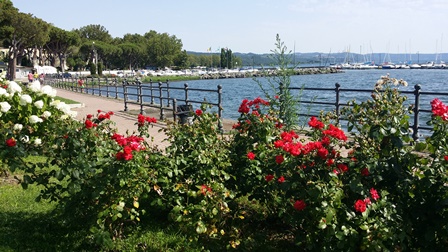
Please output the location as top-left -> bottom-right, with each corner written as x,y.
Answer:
0,71 -> 77,173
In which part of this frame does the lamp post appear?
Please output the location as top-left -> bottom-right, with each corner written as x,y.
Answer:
92,41 -> 97,65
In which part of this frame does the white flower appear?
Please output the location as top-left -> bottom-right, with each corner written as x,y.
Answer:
42,111 -> 51,118
55,101 -> 72,115
34,138 -> 42,146
68,111 -> 77,118
0,101 -> 11,113
13,124 -> 23,131
20,135 -> 29,143
20,94 -> 32,105
29,115 -> 43,124
41,85 -> 56,97
7,81 -> 22,94
34,100 -> 44,109
28,81 -> 41,92
0,87 -> 6,96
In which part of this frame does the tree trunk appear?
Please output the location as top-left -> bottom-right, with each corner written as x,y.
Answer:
58,53 -> 66,72
33,46 -> 38,67
8,56 -> 17,81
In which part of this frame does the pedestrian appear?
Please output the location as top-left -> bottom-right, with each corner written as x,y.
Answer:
27,72 -> 33,85
39,73 -> 45,84
33,72 -> 38,81
78,78 -> 84,88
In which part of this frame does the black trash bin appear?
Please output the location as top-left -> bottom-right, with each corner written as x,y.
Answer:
176,104 -> 193,124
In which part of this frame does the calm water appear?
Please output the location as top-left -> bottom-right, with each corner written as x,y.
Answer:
162,69 -> 448,120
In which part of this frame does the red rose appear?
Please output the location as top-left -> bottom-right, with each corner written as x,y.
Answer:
370,188 -> 380,201
200,184 -> 212,195
361,168 -> 370,176
247,152 -> 255,160
317,148 -> 328,159
85,119 -> 94,129
308,116 -> 324,129
195,109 -> 203,116
354,199 -> 367,213
265,174 -> 274,182
337,163 -> 349,173
275,155 -> 284,164
293,200 -> 306,211
364,198 -> 372,205
444,155 -> 448,161
277,176 -> 285,183
6,138 -> 16,147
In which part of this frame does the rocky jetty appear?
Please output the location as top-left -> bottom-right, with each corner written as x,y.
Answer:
199,67 -> 341,80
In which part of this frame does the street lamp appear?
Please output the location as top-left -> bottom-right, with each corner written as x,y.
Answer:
92,41 -> 97,65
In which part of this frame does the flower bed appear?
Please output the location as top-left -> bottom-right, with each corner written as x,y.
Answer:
1,70 -> 447,250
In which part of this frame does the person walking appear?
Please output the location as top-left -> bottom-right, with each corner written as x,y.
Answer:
27,72 -> 34,85
39,73 -> 45,84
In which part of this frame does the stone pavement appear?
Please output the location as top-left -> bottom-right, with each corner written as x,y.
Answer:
54,88 -> 170,149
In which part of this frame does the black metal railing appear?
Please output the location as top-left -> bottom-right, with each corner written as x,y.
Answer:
46,75 -> 447,138
283,83 -> 448,141
46,75 -> 122,99
122,80 -> 223,131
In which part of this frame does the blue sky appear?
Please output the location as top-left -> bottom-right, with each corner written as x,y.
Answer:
11,0 -> 448,54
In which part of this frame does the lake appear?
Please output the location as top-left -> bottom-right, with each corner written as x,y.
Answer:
162,69 -> 448,121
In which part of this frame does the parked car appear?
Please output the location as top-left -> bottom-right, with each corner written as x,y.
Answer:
62,72 -> 72,78
116,72 -> 124,77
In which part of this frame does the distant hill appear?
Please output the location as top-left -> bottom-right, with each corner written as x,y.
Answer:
188,51 -> 447,67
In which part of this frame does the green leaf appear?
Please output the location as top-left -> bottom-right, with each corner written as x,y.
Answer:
359,224 -> 369,231
415,142 -> 427,152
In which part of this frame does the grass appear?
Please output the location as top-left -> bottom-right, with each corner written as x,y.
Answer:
0,167 -> 205,251
0,179 -> 298,251
55,96 -> 79,104
0,157 -> 297,251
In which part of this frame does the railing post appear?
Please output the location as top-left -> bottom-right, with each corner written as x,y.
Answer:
413,84 -> 421,141
184,83 -> 189,105
115,78 -> 118,99
335,83 -> 341,124
166,80 -> 171,107
150,79 -> 154,104
123,80 -> 128,111
159,82 -> 165,120
138,81 -> 144,114
218,84 -> 223,132
105,77 -> 109,97
173,99 -> 178,122
136,80 -> 141,103
97,77 -> 101,96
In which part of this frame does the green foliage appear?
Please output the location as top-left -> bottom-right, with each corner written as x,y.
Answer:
97,62 -> 103,76
255,34 -> 301,130
2,70 -> 448,250
89,62 -> 96,75
340,74 -> 448,250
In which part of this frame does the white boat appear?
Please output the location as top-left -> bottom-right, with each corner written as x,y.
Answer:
409,63 -> 421,69
420,61 -> 434,69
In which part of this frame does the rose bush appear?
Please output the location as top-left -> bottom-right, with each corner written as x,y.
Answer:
2,70 -> 448,250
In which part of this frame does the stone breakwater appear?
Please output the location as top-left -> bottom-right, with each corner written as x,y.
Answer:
199,67 -> 341,79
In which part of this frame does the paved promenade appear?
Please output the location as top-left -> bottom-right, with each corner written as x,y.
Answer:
54,88 -> 170,149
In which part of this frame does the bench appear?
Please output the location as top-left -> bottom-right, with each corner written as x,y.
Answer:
176,104 -> 193,124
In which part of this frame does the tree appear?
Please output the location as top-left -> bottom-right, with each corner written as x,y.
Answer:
1,10 -> 50,80
45,27 -> 80,72
220,48 -> 233,69
119,43 -> 143,70
255,34 -> 300,130
145,31 -> 183,68
75,24 -> 112,42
